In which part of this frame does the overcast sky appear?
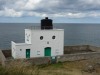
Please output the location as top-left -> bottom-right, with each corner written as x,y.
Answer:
0,0 -> 100,23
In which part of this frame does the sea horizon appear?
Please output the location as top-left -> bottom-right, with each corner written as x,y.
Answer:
0,23 -> 100,49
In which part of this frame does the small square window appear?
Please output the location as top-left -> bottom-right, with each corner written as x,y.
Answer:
37,51 -> 40,55
20,49 -> 22,51
47,42 -> 49,44
55,50 -> 59,54
37,51 -> 40,52
37,54 -> 40,55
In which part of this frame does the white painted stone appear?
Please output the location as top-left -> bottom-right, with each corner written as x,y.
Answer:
11,28 -> 64,59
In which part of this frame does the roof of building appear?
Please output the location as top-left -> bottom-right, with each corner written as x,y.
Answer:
25,26 -> 64,31
13,42 -> 31,46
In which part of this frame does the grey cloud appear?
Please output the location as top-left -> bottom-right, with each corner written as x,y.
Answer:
0,0 -> 16,9
30,0 -> 97,15
0,0 -> 100,18
0,0 -> 6,10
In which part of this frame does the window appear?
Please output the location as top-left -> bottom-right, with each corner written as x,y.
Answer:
47,41 -> 49,44
52,36 -> 56,39
20,49 -> 22,51
40,36 -> 43,40
27,36 -> 29,41
37,51 -> 40,55
56,50 -> 59,54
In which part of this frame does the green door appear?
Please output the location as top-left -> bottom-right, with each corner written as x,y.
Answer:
26,49 -> 30,58
45,47 -> 51,56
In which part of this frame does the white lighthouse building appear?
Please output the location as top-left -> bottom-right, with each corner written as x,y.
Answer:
11,17 -> 64,59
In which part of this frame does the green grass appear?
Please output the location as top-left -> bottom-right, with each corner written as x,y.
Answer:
0,60 -> 100,75
0,62 -> 79,75
0,66 -> 27,75
0,63 -> 66,75
38,62 -> 63,69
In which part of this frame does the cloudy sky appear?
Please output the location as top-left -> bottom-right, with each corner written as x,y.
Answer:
0,0 -> 100,23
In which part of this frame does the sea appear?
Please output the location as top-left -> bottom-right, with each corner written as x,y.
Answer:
0,23 -> 100,49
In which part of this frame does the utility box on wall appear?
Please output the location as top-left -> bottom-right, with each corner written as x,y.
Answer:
11,17 -> 64,59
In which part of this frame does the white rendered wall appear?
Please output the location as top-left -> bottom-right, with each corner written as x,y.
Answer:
25,29 -> 31,44
11,41 -> 16,58
14,44 -> 31,59
12,29 -> 64,59
30,29 -> 64,57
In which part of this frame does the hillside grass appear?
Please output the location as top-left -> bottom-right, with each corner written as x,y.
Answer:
0,59 -> 100,75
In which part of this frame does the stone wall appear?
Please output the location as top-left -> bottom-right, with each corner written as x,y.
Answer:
5,52 -> 100,66
4,57 -> 51,67
57,52 -> 100,62
89,45 -> 100,52
0,50 -> 6,66
64,45 -> 91,54
64,45 -> 100,54
1,45 -> 100,66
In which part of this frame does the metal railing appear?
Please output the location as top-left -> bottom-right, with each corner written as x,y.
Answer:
28,26 -> 54,30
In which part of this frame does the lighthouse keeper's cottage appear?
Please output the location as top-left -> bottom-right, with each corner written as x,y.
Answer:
11,17 -> 64,59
